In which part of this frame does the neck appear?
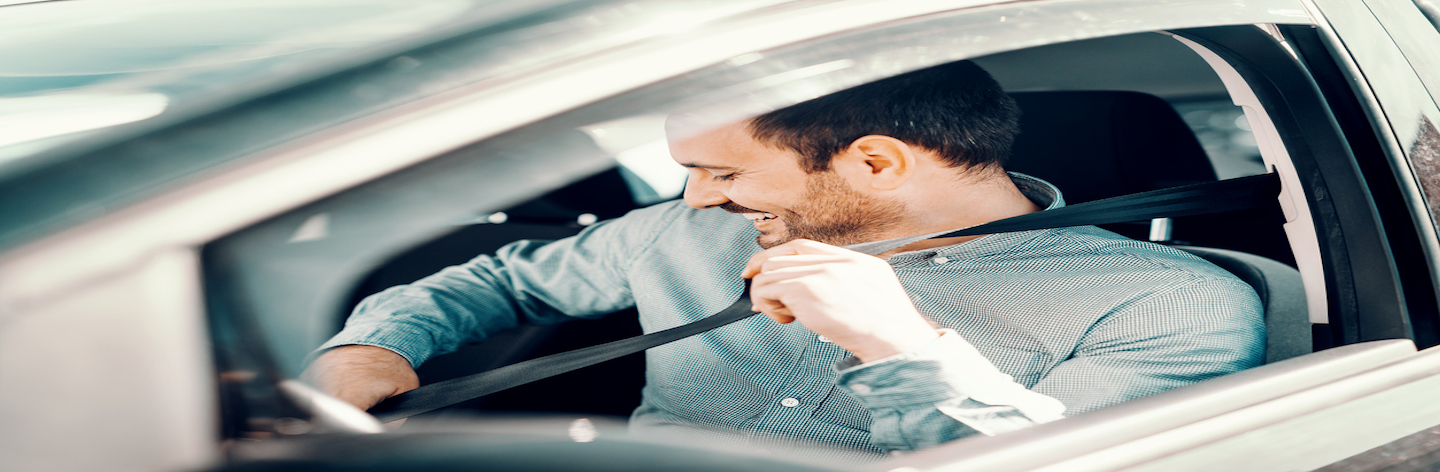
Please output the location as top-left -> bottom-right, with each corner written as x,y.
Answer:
875,171 -> 1042,257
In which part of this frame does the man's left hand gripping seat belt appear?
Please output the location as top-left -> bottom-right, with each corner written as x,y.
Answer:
366,172 -> 1282,422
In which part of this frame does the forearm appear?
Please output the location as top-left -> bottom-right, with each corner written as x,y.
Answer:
321,248 -> 556,367
317,209 -> 664,367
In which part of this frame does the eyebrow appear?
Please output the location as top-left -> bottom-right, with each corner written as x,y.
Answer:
676,162 -> 739,171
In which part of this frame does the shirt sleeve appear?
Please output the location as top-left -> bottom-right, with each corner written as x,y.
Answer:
1029,275 -> 1266,413
834,275 -> 1264,452
834,329 -> 1066,451
314,202 -> 685,368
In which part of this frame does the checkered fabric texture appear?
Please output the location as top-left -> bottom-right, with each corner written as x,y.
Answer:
322,174 -> 1265,456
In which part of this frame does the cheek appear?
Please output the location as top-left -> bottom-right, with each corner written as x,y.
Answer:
722,185 -> 763,208
734,180 -> 799,208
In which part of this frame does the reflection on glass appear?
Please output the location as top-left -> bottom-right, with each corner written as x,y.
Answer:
1175,100 -> 1265,179
0,93 -> 167,154
0,0 -> 476,164
581,115 -> 687,204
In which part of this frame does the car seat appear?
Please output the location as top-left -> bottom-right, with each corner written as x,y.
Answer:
1006,91 -> 1310,362
1007,91 -> 1293,265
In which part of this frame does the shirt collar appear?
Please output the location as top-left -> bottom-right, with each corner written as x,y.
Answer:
1009,171 -> 1065,211
874,172 -> 1068,263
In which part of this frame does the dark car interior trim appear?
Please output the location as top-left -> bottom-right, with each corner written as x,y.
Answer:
1280,24 -> 1440,349
1176,26 -> 1413,346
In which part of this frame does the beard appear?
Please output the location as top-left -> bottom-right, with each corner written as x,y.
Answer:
725,171 -> 907,249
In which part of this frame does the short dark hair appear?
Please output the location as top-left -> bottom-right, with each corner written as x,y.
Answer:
746,60 -> 1020,173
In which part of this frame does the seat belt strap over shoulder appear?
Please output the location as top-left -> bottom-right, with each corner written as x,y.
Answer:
366,173 -> 1282,422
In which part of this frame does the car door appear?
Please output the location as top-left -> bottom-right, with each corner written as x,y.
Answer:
7,0 -> 1439,471
1303,0 -> 1440,348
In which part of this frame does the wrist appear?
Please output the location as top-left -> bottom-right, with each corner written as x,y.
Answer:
852,324 -> 941,363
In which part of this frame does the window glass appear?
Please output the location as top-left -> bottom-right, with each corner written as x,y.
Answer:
1174,101 -> 1267,179
0,0 -> 788,165
203,1 -> 1316,463
1314,0 -> 1440,292
1366,0 -> 1440,238
0,0 -> 794,252
0,0 -> 479,157
213,28 -> 1252,418
216,13 -> 1298,388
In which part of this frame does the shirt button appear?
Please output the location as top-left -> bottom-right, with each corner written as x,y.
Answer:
933,256 -> 951,264
817,335 -> 832,343
850,383 -> 873,394
780,398 -> 800,407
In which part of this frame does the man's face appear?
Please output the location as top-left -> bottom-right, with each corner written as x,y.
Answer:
669,122 -> 904,249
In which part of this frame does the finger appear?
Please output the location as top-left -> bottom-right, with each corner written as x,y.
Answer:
761,307 -> 796,324
749,276 -> 822,316
743,238 -> 853,277
747,268 -> 823,311
748,279 -> 788,313
790,238 -> 846,253
751,264 -> 828,283
758,254 -> 851,274
743,242 -> 806,278
751,295 -> 785,313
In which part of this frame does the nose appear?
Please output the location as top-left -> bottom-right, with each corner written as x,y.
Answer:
682,169 -> 730,209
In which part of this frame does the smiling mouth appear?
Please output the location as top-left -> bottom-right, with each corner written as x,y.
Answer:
742,212 -> 778,222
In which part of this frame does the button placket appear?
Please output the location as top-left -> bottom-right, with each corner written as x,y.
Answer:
750,332 -> 835,437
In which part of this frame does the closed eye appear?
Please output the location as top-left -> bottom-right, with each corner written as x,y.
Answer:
712,172 -> 737,181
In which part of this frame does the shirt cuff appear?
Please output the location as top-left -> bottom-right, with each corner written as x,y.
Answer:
313,321 -> 438,368
834,329 -> 1066,423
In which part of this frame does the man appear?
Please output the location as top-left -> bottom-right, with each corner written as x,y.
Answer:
305,61 -> 1264,455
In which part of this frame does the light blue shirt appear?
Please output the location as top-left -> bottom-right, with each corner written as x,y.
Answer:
321,173 -> 1265,456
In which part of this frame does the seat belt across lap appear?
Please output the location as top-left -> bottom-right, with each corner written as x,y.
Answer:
367,172 -> 1281,422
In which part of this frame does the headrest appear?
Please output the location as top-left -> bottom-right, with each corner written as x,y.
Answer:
1006,91 -> 1217,204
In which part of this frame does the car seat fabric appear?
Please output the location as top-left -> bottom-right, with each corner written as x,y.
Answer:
1006,91 -> 1295,266
1006,91 -> 1218,204
1177,246 -> 1310,363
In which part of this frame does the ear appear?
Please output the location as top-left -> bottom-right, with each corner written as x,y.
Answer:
834,135 -> 915,190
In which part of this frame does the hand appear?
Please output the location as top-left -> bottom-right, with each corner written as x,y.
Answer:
301,345 -> 420,416
742,239 -> 939,362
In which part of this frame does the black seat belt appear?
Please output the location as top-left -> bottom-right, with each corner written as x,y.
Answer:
368,172 -> 1281,422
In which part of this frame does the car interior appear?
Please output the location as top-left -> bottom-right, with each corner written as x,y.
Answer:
200,20 -> 1434,468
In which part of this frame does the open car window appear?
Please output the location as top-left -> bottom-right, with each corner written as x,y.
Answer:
196,0 -> 1350,468
206,2 -> 1312,377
